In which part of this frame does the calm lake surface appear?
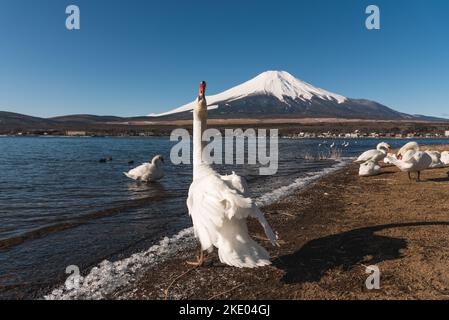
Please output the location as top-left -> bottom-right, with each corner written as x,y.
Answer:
0,136 -> 448,298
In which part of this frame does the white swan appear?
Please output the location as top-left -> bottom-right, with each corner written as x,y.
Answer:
359,160 -> 381,177
397,141 -> 419,160
355,142 -> 391,164
187,81 -> 278,268
383,153 -> 397,165
123,155 -> 164,182
386,150 -> 432,181
441,151 -> 449,166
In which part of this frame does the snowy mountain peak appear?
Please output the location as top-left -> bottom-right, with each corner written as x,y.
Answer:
152,70 -> 348,117
236,70 -> 347,104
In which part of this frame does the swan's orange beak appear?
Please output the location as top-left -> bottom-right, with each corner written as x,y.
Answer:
198,81 -> 206,98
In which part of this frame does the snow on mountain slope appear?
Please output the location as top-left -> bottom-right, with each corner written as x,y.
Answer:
151,71 -> 347,117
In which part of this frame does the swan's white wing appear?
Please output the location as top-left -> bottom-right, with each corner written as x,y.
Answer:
412,152 -> 433,171
143,164 -> 164,181
187,164 -> 277,268
220,172 -> 277,246
355,150 -> 384,163
425,151 -> 444,168
124,163 -> 150,180
359,162 -> 381,177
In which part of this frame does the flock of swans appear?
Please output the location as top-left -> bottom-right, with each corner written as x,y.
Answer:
356,141 -> 449,180
121,81 -> 448,269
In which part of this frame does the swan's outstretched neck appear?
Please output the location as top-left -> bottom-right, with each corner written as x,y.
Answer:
193,81 -> 207,179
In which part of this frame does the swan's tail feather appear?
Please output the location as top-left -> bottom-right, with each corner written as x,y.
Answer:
217,220 -> 272,268
253,206 -> 279,247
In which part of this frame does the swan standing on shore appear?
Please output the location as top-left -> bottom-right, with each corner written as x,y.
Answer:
187,81 -> 278,268
355,142 -> 391,164
387,150 -> 432,181
123,155 -> 164,182
359,160 -> 381,177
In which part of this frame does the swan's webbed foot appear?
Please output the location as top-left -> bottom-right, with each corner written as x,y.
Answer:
186,249 -> 205,267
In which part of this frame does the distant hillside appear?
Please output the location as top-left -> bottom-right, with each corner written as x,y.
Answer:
50,114 -> 126,124
0,111 -> 56,128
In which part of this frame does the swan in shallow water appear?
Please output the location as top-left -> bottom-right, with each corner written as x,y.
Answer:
123,155 -> 164,182
359,160 -> 381,177
187,81 -> 278,268
386,150 -> 432,181
441,151 -> 449,166
355,142 -> 391,164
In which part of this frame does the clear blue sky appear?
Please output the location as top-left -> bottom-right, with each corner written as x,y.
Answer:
0,0 -> 448,118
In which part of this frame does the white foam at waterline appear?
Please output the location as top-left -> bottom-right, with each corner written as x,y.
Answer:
44,159 -> 351,300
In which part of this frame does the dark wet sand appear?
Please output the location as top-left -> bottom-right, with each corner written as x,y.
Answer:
115,145 -> 449,300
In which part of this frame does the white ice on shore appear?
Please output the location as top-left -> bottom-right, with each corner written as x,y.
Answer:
44,228 -> 196,300
44,159 -> 351,300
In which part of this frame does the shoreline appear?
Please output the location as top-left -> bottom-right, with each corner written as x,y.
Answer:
10,144 -> 449,300
43,159 -> 351,300
114,145 -> 449,300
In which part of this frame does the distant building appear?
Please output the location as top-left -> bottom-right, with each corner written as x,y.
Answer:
445,130 -> 449,137
66,131 -> 86,136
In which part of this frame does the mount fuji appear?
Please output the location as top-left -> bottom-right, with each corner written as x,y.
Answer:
151,70 -> 415,120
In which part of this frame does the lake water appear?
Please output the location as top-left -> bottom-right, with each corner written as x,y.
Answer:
0,136 -> 448,298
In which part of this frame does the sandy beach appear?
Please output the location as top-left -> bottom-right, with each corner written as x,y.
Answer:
114,145 -> 449,300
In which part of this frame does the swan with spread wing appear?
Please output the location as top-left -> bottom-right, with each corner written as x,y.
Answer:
187,81 -> 278,268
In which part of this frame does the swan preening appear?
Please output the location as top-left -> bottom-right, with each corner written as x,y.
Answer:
356,141 -> 449,180
356,142 -> 391,177
359,160 -> 381,177
187,81 -> 278,268
385,141 -> 437,181
387,150 -> 432,181
123,155 -> 165,182
355,142 -> 391,164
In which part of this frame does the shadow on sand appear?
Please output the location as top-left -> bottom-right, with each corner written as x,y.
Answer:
429,171 -> 449,183
273,221 -> 449,284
